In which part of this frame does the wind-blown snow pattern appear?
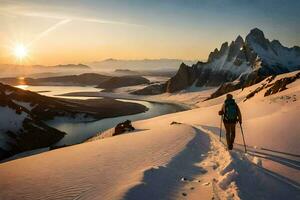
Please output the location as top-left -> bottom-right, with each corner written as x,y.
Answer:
1,123 -> 298,200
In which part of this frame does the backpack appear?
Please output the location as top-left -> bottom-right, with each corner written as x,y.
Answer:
224,99 -> 238,122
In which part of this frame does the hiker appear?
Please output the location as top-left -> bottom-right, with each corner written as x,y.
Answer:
218,94 -> 242,150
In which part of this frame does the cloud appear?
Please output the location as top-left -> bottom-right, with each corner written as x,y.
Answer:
29,19 -> 72,45
0,2 -> 146,45
74,17 -> 146,28
0,3 -> 145,27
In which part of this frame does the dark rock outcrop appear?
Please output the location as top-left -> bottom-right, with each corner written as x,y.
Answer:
241,72 -> 299,101
113,120 -> 135,136
264,72 -> 300,96
170,121 -> 182,125
166,63 -> 198,93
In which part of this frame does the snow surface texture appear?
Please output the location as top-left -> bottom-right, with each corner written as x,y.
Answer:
1,71 -> 300,199
1,124 -> 298,200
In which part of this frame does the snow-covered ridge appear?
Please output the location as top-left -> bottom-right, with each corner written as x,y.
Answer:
205,28 -> 300,75
162,28 -> 300,94
246,28 -> 300,70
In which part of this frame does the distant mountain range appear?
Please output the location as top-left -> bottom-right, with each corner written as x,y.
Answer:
0,63 -> 91,78
134,28 -> 300,96
89,58 -> 197,71
35,64 -> 90,69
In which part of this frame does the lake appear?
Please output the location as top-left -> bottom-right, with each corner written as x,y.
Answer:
19,85 -> 186,145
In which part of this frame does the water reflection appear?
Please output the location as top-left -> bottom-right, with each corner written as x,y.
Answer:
48,101 -> 183,145
15,85 -> 102,100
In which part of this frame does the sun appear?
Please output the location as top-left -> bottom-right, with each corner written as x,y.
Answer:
13,44 -> 28,60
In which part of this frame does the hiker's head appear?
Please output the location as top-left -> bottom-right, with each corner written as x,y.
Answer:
226,93 -> 233,100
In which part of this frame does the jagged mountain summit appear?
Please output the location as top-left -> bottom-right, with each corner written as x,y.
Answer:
164,28 -> 300,94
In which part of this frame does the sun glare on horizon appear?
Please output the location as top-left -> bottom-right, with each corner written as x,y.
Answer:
13,44 -> 28,60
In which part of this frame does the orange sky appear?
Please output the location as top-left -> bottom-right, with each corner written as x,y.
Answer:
0,1 -> 299,65
0,19 -> 214,65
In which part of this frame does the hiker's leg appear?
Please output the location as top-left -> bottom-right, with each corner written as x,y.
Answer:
230,123 -> 236,148
224,123 -> 231,149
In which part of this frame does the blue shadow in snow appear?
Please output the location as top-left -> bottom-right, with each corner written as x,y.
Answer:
122,127 -> 211,200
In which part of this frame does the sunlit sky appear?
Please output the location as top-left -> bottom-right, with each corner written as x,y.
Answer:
0,0 -> 299,65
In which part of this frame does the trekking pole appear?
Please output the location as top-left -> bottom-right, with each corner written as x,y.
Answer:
239,122 -> 247,153
219,116 -> 223,141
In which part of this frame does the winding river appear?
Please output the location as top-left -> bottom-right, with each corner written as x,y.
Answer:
20,85 -> 186,145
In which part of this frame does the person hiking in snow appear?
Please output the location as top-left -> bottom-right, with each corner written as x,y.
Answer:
218,94 -> 242,150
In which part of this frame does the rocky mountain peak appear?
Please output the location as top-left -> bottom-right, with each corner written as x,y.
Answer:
208,43 -> 229,63
271,39 -> 282,47
246,28 -> 268,50
207,49 -> 219,62
292,46 -> 300,54
220,42 -> 229,53
226,35 -> 245,62
248,28 -> 265,39
235,35 -> 244,44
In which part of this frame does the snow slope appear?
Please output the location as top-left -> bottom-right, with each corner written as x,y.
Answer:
1,123 -> 298,200
0,124 -> 197,199
1,71 -> 300,200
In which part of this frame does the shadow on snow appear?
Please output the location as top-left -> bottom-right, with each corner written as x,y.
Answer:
122,127 -> 210,200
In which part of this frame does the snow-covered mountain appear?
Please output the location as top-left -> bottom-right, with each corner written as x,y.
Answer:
160,28 -> 300,95
1,70 -> 299,200
0,84 -> 65,160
